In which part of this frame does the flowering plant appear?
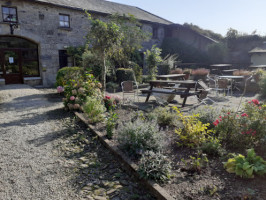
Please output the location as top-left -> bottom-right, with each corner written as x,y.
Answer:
60,70 -> 103,111
214,100 -> 266,149
103,95 -> 116,111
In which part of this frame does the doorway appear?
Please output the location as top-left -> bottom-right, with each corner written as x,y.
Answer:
0,36 -> 39,85
0,49 -> 23,84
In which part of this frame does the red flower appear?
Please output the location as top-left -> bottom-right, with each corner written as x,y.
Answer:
241,113 -> 248,117
248,101 -> 251,104
105,96 -> 111,99
219,116 -> 222,118
252,99 -> 259,105
227,112 -> 231,115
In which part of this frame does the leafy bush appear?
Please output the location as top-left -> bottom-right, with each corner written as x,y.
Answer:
138,151 -> 172,183
174,107 -> 213,148
116,68 -> 135,84
214,101 -> 266,149
224,148 -> 266,178
61,71 -> 102,111
106,82 -> 119,91
82,50 -> 102,80
191,68 -> 209,76
82,96 -> 106,123
106,111 -> 118,139
200,137 -> 225,157
152,107 -> 177,128
259,71 -> 266,99
56,67 -> 83,87
192,106 -> 219,129
181,152 -> 209,174
130,62 -> 143,83
144,45 -> 163,80
117,119 -> 164,158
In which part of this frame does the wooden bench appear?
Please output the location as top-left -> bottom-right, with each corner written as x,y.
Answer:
141,89 -> 201,107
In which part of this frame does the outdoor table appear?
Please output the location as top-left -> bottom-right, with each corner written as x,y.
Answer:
210,64 -> 232,75
218,75 -> 244,95
144,80 -> 198,107
222,69 -> 238,75
249,65 -> 266,69
156,74 -> 185,80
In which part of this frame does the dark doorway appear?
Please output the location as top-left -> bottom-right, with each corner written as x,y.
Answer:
59,50 -> 68,68
0,36 -> 39,84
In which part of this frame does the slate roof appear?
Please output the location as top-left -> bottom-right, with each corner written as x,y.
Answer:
32,0 -> 173,25
249,47 -> 266,54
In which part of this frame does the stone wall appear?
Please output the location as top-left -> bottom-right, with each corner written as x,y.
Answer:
0,0 -> 163,86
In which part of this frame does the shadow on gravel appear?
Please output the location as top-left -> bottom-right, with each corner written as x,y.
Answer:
0,108 -> 70,128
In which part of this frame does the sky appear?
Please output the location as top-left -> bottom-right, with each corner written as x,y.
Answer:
108,0 -> 266,37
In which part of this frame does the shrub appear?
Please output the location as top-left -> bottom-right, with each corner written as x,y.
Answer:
117,119 -> 164,158
62,71 -> 102,111
200,137 -> 225,157
191,68 -> 209,76
56,67 -> 83,87
144,45 -> 163,80
214,101 -> 266,149
174,107 -> 213,148
152,107 -> 177,128
233,70 -> 252,76
103,95 -> 116,111
106,111 -> 118,139
258,71 -> 266,99
224,148 -> 266,178
116,68 -> 135,84
106,82 -> 119,92
130,62 -> 143,83
138,151 -> 172,183
192,106 -> 219,129
181,152 -> 209,174
82,96 -> 106,123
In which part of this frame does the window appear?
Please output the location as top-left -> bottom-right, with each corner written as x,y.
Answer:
2,6 -> 17,22
59,14 -> 70,28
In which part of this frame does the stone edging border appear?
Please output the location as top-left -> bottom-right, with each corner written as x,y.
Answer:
74,112 -> 174,200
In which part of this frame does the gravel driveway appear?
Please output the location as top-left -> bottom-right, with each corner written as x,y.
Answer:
0,85 -> 154,200
0,84 -> 80,200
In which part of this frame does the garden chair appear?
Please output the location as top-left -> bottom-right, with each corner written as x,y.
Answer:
217,78 -> 231,96
195,80 -> 216,105
121,81 -> 139,103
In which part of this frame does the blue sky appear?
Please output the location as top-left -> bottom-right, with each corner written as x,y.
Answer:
108,0 -> 266,36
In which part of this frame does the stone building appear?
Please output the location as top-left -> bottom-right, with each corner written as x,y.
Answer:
0,0 -> 215,86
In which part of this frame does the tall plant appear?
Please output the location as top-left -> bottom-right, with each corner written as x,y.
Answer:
144,45 -> 163,80
86,13 -> 123,91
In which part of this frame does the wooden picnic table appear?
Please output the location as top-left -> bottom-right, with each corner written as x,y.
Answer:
143,80 -> 198,107
156,74 -> 185,80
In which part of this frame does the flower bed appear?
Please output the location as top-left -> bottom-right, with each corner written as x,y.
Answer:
57,70 -> 266,199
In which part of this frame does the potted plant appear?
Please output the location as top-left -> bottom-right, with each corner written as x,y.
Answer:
191,68 -> 209,81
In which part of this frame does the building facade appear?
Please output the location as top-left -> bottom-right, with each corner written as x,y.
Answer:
0,0 -> 215,87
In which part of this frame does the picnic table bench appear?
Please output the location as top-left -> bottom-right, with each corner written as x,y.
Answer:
142,80 -> 200,107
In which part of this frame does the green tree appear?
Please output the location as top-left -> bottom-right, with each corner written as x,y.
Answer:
207,43 -> 228,63
86,13 -> 123,90
144,45 -> 163,80
110,14 -> 150,67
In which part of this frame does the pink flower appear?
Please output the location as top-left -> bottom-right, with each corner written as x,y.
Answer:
241,113 -> 248,117
248,101 -> 251,104
259,106 -> 262,110
252,99 -> 259,105
70,96 -> 75,101
227,112 -> 231,115
236,115 -> 239,117
57,86 -> 64,93
219,116 -> 222,118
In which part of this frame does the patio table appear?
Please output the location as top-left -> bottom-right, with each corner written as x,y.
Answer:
156,74 -> 185,80
143,80 -> 198,107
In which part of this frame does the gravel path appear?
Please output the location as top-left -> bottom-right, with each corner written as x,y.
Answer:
0,85 -> 80,200
0,85 -> 153,200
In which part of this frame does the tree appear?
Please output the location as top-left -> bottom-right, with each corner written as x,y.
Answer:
110,14 -> 150,67
86,13 -> 123,90
144,45 -> 163,80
